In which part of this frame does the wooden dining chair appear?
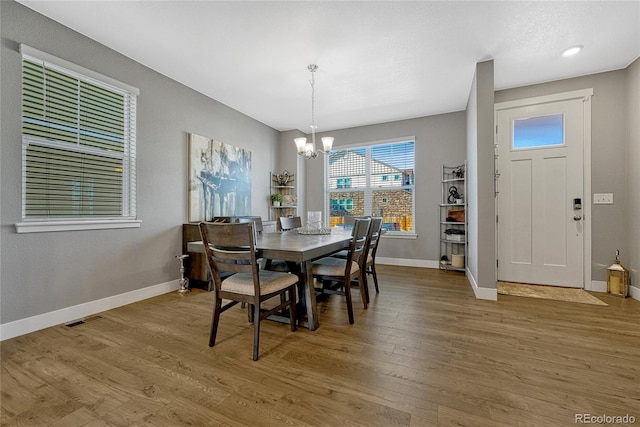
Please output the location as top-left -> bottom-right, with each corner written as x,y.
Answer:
364,217 -> 384,295
237,216 -> 263,233
331,216 -> 382,306
279,216 -> 302,231
342,214 -> 355,229
311,218 -> 371,323
199,221 -> 297,361
237,216 -> 269,267
212,216 -> 233,223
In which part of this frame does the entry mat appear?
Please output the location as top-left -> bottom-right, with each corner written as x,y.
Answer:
497,281 -> 608,306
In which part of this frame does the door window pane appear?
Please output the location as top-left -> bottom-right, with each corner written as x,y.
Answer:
513,114 -> 563,149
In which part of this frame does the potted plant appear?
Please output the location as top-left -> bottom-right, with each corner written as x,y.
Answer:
271,193 -> 283,207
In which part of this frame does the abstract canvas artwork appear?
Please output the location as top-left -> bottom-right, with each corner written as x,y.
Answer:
188,133 -> 251,222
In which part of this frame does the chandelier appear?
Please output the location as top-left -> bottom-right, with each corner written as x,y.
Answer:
294,64 -> 334,159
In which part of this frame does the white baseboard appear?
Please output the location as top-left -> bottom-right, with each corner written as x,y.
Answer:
466,268 -> 498,301
629,285 -> 640,301
0,280 -> 179,341
590,280 -> 608,293
376,257 -> 440,269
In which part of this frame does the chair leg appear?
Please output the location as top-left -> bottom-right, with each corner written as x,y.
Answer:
371,264 -> 379,293
289,286 -> 297,332
358,272 -> 368,309
253,303 -> 261,361
209,297 -> 222,347
344,281 -> 354,324
247,303 -> 254,322
363,272 -> 370,304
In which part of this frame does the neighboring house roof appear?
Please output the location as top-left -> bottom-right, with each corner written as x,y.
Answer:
328,149 -> 409,176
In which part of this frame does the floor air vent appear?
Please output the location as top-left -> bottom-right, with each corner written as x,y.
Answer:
65,315 -> 102,327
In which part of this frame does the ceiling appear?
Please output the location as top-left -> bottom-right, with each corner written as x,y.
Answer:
18,1 -> 640,133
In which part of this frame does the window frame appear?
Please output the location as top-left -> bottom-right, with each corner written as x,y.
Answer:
16,45 -> 140,233
325,136 -> 417,238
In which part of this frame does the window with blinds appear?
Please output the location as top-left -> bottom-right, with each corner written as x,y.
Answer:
21,49 -> 137,221
326,139 -> 415,234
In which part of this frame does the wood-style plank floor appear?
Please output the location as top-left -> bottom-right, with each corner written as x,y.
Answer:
2,266 -> 639,426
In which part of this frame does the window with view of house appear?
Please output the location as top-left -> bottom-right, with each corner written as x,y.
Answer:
18,46 -> 138,232
326,139 -> 415,234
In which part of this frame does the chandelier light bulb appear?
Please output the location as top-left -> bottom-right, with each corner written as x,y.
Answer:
294,137 -> 307,154
321,137 -> 334,153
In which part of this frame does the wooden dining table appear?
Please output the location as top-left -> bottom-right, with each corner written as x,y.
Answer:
187,228 -> 352,330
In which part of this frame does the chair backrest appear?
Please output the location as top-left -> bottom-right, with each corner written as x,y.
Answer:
279,216 -> 302,231
343,215 -> 355,229
366,217 -> 384,259
199,222 -> 260,294
237,216 -> 263,233
212,216 -> 234,223
347,216 -> 372,236
344,218 -> 370,276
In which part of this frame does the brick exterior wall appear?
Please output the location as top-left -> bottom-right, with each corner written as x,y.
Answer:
329,189 -> 413,231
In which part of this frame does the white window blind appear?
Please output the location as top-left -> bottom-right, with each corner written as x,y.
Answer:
326,139 -> 415,234
21,47 -> 137,222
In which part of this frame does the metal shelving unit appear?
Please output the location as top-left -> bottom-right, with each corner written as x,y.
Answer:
439,163 -> 467,273
270,171 -> 297,226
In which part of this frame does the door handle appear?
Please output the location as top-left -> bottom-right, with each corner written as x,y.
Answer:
573,215 -> 582,221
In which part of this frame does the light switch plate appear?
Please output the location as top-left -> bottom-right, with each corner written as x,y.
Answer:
593,193 -> 614,204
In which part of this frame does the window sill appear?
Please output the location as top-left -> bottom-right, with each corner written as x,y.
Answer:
381,233 -> 417,240
15,219 -> 142,234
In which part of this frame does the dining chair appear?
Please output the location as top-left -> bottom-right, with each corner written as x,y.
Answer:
237,216 -> 264,233
199,221 -> 297,361
311,218 -> 371,323
331,216 -> 382,306
279,216 -> 302,231
238,216 -> 272,270
342,214 -> 355,229
212,216 -> 234,223
364,217 -> 384,295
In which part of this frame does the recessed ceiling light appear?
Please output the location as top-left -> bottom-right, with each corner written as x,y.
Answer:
562,45 -> 583,57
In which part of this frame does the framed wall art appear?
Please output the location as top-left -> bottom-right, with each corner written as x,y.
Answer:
188,133 -> 252,222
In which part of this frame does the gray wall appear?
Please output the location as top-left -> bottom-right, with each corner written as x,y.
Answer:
302,114 -> 467,262
0,1 -> 279,324
276,129 -> 306,219
626,58 -> 640,286
466,61 -> 496,291
495,69 -> 630,282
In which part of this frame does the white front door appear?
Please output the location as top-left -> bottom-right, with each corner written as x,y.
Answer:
496,93 -> 589,288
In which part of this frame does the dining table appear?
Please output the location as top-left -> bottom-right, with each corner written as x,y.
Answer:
187,227 -> 353,330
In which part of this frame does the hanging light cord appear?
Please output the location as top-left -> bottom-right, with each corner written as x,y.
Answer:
309,64 -> 317,148
294,64 -> 332,159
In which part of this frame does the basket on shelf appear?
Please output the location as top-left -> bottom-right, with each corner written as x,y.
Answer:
447,209 -> 465,222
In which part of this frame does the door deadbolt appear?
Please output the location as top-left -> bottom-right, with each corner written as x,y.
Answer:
573,198 -> 582,210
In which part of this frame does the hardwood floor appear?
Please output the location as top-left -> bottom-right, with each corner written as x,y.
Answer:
2,265 -> 639,426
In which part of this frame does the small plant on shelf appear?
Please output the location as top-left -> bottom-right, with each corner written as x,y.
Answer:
271,193 -> 283,206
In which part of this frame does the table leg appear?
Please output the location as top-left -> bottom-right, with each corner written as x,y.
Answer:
301,261 -> 319,331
